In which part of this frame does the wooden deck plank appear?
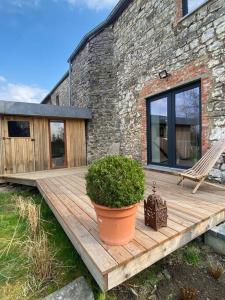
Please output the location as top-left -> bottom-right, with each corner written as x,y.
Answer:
37,180 -> 108,290
107,210 -> 225,290
38,179 -> 118,273
50,176 -> 160,260
45,177 -> 134,265
4,167 -> 225,291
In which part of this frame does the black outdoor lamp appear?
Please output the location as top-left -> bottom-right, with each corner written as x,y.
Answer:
159,70 -> 169,79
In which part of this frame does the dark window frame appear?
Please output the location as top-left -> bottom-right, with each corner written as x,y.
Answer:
56,95 -> 60,106
8,120 -> 31,138
146,81 -> 202,169
182,0 -> 188,16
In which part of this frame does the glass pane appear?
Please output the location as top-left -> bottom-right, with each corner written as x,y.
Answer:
175,87 -> 200,167
50,121 -> 65,168
8,121 -> 30,137
188,0 -> 206,13
150,97 -> 168,165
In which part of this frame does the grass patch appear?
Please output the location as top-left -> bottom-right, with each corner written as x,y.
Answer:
0,188 -> 96,299
182,245 -> 201,267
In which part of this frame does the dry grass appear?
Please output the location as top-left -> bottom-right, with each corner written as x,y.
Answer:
14,196 -> 56,285
15,196 -> 40,236
27,201 -> 40,236
180,287 -> 198,300
26,231 -> 55,284
15,196 -> 27,218
209,262 -> 224,280
1,192 -> 83,299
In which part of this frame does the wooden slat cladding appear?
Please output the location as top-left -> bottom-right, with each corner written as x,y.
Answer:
33,118 -> 50,171
0,116 -> 4,175
0,116 -> 87,175
66,119 -> 86,168
3,116 -> 35,174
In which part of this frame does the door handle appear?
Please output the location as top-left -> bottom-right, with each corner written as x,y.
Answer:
31,138 -> 35,142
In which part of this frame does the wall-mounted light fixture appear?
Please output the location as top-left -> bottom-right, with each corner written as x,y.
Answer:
159,70 -> 169,79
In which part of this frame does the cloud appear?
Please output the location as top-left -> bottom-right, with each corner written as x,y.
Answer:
0,0 -> 40,9
66,0 -> 118,10
0,76 -> 6,82
0,76 -> 48,103
1,0 -> 118,10
12,0 -> 40,7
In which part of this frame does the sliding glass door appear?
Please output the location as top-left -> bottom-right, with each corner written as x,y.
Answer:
147,82 -> 201,168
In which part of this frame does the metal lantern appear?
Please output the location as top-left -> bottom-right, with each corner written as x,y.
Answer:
144,181 -> 167,231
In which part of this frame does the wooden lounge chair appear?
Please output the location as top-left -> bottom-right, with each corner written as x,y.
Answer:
177,140 -> 225,194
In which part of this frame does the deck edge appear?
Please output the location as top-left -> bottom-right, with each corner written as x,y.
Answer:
37,181 -> 108,291
106,210 -> 225,290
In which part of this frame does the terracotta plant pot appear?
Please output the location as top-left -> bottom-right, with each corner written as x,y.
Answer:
92,202 -> 139,246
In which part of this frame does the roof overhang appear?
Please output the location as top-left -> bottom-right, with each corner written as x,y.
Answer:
0,100 -> 92,120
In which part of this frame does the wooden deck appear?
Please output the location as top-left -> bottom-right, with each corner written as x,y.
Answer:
3,168 -> 225,291
2,167 -> 86,186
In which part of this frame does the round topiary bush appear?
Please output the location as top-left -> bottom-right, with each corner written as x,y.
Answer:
85,155 -> 145,208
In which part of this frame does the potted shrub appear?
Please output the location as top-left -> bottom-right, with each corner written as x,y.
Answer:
85,155 -> 145,246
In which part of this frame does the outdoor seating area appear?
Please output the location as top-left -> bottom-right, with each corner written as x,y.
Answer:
3,167 -> 225,291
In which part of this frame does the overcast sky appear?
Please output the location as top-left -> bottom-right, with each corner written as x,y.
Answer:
0,0 -> 118,103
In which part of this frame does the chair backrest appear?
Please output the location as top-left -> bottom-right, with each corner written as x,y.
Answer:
191,140 -> 225,176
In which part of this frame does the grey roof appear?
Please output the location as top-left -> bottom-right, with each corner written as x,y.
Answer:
0,100 -> 91,120
41,71 -> 69,104
68,0 -> 132,62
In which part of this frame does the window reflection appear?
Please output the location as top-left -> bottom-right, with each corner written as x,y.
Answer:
50,121 -> 65,168
175,87 -> 200,167
150,97 -> 168,164
185,0 -> 206,14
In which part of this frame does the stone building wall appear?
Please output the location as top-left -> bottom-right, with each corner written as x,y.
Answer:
70,45 -> 90,108
43,72 -> 69,106
70,28 -> 121,162
69,0 -> 225,180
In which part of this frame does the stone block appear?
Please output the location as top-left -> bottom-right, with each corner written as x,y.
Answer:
221,164 -> 225,171
205,223 -> 225,256
209,168 -> 222,179
44,277 -> 94,300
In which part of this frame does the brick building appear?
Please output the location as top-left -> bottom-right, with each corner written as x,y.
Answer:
43,0 -> 225,182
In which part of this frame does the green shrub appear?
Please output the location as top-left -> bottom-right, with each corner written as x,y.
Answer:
85,155 -> 145,208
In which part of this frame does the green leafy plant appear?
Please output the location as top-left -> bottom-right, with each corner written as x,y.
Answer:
85,155 -> 145,208
183,246 -> 201,267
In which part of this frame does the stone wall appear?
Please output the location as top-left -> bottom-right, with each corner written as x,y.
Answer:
70,28 -> 121,162
44,73 -> 69,106
69,0 -> 225,179
209,154 -> 225,183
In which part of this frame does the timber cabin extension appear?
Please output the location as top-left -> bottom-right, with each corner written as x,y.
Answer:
0,100 -> 91,175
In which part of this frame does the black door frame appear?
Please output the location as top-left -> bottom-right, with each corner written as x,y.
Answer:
146,81 -> 202,169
